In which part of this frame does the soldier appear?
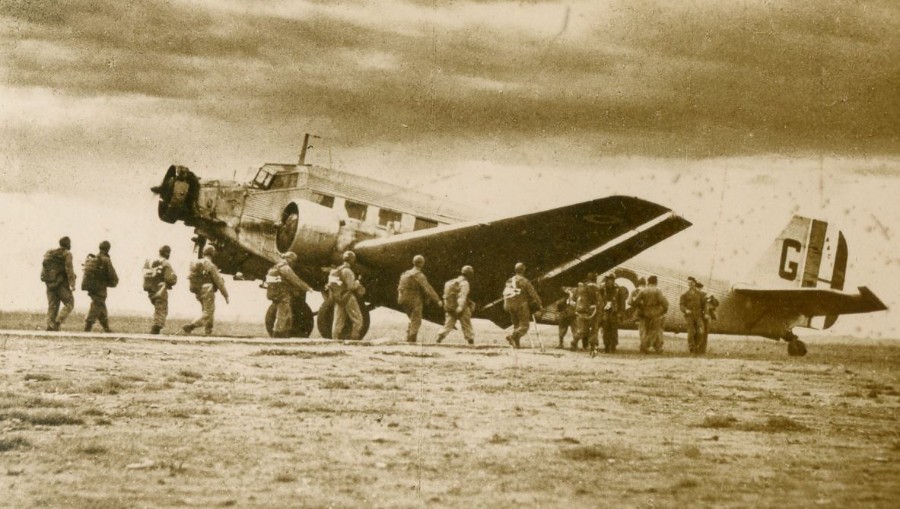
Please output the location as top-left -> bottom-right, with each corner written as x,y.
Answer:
329,250 -> 364,340
266,252 -> 312,338
571,282 -> 598,352
598,273 -> 623,354
503,262 -> 542,349
82,240 -> 119,333
584,272 -> 602,351
397,255 -> 441,343
696,282 -> 719,355
436,265 -> 476,345
144,245 -> 177,334
556,287 -> 576,348
628,277 -> 647,349
182,245 -> 229,336
633,275 -> 668,353
41,236 -> 76,331
679,276 -> 705,354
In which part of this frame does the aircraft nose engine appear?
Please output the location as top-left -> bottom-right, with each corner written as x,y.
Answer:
275,200 -> 341,264
152,165 -> 200,224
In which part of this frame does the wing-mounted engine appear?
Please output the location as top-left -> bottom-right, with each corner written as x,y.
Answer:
152,165 -> 201,224
275,200 -> 342,265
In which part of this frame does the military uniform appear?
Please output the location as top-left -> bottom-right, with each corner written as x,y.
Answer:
84,243 -> 119,333
598,277 -> 623,353
42,237 -> 76,331
679,280 -> 705,353
329,254 -> 364,340
397,261 -> 441,343
628,280 -> 647,351
183,249 -> 229,336
267,255 -> 312,338
697,283 -> 718,355
146,247 -> 177,334
503,266 -> 542,348
436,268 -> 475,344
633,279 -> 668,353
572,282 -> 598,351
556,288 -> 576,348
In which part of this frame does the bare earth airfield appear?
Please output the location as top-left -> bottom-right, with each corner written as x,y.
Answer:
1,313 -> 897,508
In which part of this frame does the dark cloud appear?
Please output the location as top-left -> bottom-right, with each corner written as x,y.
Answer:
1,0 -> 898,156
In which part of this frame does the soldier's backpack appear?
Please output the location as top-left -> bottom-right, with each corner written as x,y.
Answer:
142,258 -> 165,292
40,248 -> 66,286
442,276 -> 463,312
502,276 -> 524,312
81,254 -> 103,292
188,260 -> 210,294
265,264 -> 285,301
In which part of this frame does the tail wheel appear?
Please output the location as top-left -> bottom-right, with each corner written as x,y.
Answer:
316,292 -> 370,340
265,299 -> 315,338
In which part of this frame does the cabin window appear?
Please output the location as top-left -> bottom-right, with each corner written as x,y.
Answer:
414,217 -> 438,231
271,173 -> 299,189
313,193 -> 335,208
251,169 -> 274,190
378,209 -> 402,227
345,200 -> 367,221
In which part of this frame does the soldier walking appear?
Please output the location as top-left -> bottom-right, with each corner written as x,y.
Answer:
572,281 -> 598,351
82,241 -> 119,333
556,287 -> 576,348
633,275 -> 668,353
329,251 -> 364,340
696,282 -> 718,355
679,276 -> 705,354
41,236 -> 76,331
266,252 -> 312,338
503,263 -> 542,349
436,265 -> 476,345
397,255 -> 442,343
144,245 -> 177,334
182,245 -> 229,336
628,277 -> 647,349
598,273 -> 623,354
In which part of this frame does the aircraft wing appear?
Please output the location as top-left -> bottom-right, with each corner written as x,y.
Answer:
353,196 -> 691,327
733,286 -> 888,317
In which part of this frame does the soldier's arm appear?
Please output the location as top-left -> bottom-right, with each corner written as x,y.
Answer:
525,281 -> 542,310
415,273 -> 441,304
661,294 -> 670,315
280,266 -> 312,293
65,251 -> 76,289
209,262 -> 229,300
164,262 -> 177,288
457,280 -> 471,311
107,258 -> 119,288
679,293 -> 689,314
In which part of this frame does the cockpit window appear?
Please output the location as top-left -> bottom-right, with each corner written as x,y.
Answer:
414,217 -> 438,231
345,201 -> 367,221
378,209 -> 402,227
271,172 -> 299,189
252,169 -> 275,190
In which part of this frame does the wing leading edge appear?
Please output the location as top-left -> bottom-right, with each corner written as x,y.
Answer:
353,196 -> 691,327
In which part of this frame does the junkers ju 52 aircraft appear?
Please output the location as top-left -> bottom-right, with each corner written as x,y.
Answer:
152,141 -> 886,355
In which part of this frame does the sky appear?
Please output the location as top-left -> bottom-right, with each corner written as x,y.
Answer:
0,1 -> 898,338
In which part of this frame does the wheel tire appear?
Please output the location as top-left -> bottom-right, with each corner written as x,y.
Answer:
265,302 -> 277,337
266,300 -> 314,338
316,293 -> 370,340
787,339 -> 808,357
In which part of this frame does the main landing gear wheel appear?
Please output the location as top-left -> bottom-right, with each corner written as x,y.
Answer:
316,293 -> 370,340
265,300 -> 315,338
783,332 -> 807,357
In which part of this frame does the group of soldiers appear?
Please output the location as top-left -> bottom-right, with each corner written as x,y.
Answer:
42,236 -> 717,352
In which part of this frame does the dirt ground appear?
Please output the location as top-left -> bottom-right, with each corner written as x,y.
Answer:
1,316 -> 898,508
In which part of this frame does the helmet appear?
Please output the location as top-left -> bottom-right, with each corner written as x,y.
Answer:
159,245 -> 171,258
514,262 -> 526,275
99,240 -> 111,253
342,250 -> 356,262
202,245 -> 216,257
59,236 -> 71,249
413,255 -> 425,268
461,265 -> 474,277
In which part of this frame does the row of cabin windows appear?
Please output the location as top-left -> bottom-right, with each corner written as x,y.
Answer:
312,192 -> 438,232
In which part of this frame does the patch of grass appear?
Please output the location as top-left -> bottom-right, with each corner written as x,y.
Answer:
322,380 -> 352,390
561,445 -> 614,462
79,444 -> 108,455
274,471 -> 297,483
741,416 -> 809,433
178,370 -> 203,379
87,378 -> 128,395
488,433 -> 510,444
95,418 -> 113,426
254,349 -> 347,358
1,410 -> 84,426
699,414 -> 738,429
683,445 -> 701,458
0,392 -> 68,410
377,351 -> 442,358
82,408 -> 105,416
24,373 -> 52,382
673,478 -> 700,490
0,436 -> 30,452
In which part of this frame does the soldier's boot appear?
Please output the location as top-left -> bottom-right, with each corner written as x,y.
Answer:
150,325 -> 162,335
513,336 -> 521,349
466,339 -> 474,345
506,335 -> 516,348
47,321 -> 59,332
406,333 -> 417,343
570,339 -> 578,351
100,320 -> 112,333
84,321 -> 93,332
590,345 -> 598,358
558,337 -> 565,348
180,324 -> 194,336
435,333 -> 446,344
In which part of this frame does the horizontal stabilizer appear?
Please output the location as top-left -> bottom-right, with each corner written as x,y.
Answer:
733,285 -> 887,318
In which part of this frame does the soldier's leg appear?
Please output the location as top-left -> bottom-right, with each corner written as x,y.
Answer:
459,305 -> 475,344
345,297 -> 364,340
512,306 -> 530,339
97,292 -> 110,332
201,290 -> 216,335
85,291 -> 99,330
406,300 -> 423,342
46,287 -> 61,330
333,300 -> 347,339
273,296 -> 293,337
152,295 -> 168,331
652,317 -> 665,352
638,319 -> 648,353
436,312 -> 457,343
58,286 -> 74,326
698,319 -> 709,354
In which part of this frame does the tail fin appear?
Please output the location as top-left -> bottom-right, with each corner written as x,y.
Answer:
744,215 -> 848,328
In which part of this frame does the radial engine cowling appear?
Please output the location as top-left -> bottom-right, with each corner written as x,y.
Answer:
275,200 -> 341,264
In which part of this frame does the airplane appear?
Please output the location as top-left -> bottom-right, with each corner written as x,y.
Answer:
151,140 -> 886,355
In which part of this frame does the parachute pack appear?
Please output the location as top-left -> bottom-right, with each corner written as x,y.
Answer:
81,254 -> 103,292
142,258 -> 165,292
188,260 -> 211,294
40,248 -> 66,286
442,276 -> 463,312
